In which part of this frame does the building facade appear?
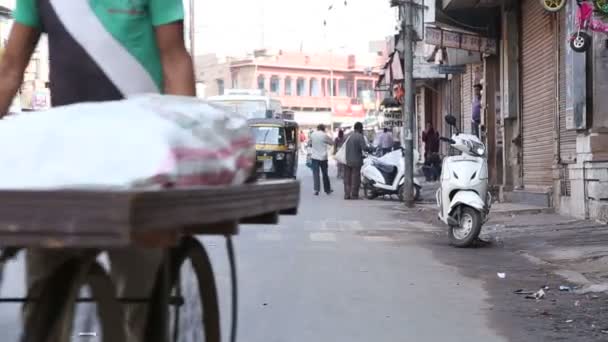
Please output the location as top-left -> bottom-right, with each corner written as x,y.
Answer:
0,0 -> 50,112
383,0 -> 608,221
198,50 -> 382,129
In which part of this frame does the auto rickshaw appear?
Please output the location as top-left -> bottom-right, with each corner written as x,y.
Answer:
249,118 -> 299,179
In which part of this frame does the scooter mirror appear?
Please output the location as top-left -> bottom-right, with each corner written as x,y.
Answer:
445,115 -> 457,126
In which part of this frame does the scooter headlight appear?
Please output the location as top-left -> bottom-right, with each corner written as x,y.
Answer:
468,141 -> 486,157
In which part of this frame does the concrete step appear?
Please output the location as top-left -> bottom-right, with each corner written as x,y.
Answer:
503,189 -> 551,208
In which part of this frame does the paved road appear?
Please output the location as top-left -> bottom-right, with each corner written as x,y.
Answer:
0,160 -> 507,341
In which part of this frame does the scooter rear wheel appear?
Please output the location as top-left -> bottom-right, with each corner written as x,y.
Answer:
540,0 -> 566,11
448,206 -> 482,248
363,184 -> 378,200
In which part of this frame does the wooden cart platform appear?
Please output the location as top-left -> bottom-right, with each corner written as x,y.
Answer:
0,179 -> 300,342
0,179 -> 300,248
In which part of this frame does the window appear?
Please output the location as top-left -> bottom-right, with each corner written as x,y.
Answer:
338,79 -> 348,97
321,78 -> 327,96
216,79 -> 225,95
284,77 -> 293,95
249,126 -> 286,145
309,78 -> 320,96
257,75 -> 266,90
270,76 -> 280,94
356,80 -> 373,95
328,78 -> 337,96
296,78 -> 306,96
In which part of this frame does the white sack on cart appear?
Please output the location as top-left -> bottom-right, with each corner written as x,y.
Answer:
0,94 -> 255,189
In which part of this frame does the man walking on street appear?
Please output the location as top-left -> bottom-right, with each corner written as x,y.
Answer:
378,127 -> 393,156
344,122 -> 369,200
0,0 -> 195,340
310,124 -> 334,195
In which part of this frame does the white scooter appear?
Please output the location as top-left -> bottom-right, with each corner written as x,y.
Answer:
361,148 -> 421,202
436,115 -> 492,247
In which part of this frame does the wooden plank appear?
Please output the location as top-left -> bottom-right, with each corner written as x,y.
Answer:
0,180 -> 300,248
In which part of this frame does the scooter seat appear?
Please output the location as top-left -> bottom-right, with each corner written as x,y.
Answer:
373,161 -> 397,174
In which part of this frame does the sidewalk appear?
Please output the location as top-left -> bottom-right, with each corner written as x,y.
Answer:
414,180 -> 608,292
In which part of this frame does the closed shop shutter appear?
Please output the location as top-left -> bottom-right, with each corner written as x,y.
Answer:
521,0 -> 556,188
461,65 -> 472,134
559,11 -> 576,163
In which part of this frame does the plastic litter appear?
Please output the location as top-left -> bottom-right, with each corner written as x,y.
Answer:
559,285 -> 572,292
525,288 -> 546,300
565,319 -> 574,323
497,272 -> 506,279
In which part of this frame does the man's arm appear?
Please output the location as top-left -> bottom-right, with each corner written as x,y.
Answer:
154,22 -> 196,96
0,23 -> 40,116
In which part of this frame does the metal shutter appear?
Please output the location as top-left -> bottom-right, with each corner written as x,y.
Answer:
461,65 -> 472,134
521,0 -> 556,188
559,11 -> 576,163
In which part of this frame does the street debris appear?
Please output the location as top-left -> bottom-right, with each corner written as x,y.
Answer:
574,284 -> 608,295
514,289 -> 535,295
497,272 -> 506,279
565,319 -> 574,323
525,288 -> 546,300
574,300 -> 580,307
559,285 -> 572,292
602,329 -> 608,334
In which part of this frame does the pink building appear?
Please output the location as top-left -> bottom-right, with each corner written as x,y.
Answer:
226,50 -> 383,127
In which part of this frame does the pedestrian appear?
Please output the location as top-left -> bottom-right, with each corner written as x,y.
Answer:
0,1 -> 194,340
378,127 -> 394,156
472,84 -> 482,137
299,129 -> 307,154
343,122 -> 369,200
334,129 -> 346,179
310,124 -> 334,196
422,122 -> 440,181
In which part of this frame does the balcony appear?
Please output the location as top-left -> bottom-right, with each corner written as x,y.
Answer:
279,95 -> 353,110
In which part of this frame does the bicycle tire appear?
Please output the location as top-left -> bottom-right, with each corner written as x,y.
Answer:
169,237 -> 221,342
21,258 -> 126,342
540,0 -> 566,11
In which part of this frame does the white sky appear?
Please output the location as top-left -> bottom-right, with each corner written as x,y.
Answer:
188,0 -> 397,57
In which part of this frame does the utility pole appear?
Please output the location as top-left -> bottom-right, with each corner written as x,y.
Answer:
397,0 -> 415,208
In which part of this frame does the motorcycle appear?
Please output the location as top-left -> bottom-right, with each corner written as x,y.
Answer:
436,115 -> 492,247
361,148 -> 422,202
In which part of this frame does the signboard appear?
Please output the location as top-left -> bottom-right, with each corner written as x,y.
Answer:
443,30 -> 461,48
424,25 -> 497,55
480,37 -> 498,55
461,34 -> 480,52
436,65 -> 466,74
425,27 -> 442,46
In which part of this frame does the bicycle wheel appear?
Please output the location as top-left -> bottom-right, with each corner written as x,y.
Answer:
540,0 -> 566,11
168,237 -> 221,342
22,258 -> 126,342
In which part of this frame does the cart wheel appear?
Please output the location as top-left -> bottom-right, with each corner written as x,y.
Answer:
169,237 -> 221,342
570,32 -> 592,52
22,258 -> 126,342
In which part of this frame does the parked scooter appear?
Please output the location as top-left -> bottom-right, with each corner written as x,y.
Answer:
361,148 -> 422,201
436,115 -> 492,247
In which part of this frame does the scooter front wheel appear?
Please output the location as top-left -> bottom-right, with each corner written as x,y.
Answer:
540,0 -> 566,11
570,32 -> 591,53
448,206 -> 482,248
